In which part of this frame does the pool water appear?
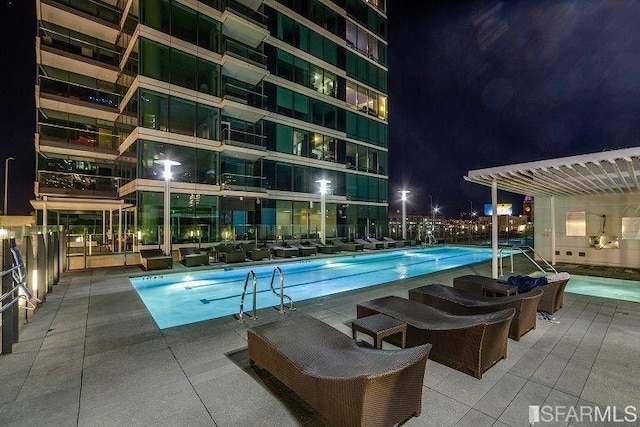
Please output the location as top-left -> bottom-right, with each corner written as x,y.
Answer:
131,246 -> 495,329
566,275 -> 640,303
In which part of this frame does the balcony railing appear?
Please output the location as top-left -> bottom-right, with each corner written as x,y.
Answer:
223,38 -> 267,68
39,76 -> 120,109
224,0 -> 267,28
46,0 -> 121,25
222,83 -> 266,109
222,127 -> 267,149
38,171 -> 121,197
40,27 -> 120,68
220,173 -> 269,192
38,123 -> 120,152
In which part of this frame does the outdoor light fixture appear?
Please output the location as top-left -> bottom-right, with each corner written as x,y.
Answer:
316,179 -> 331,244
398,190 -> 410,240
154,159 -> 181,255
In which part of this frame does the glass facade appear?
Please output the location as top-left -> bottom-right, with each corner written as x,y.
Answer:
34,0 -> 390,243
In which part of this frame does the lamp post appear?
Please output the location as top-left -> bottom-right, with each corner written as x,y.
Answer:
4,157 -> 14,216
316,179 -> 331,244
433,206 -> 440,241
427,194 -> 434,238
398,190 -> 410,240
154,159 -> 180,255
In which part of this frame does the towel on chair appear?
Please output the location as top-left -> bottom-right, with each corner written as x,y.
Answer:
507,275 -> 548,293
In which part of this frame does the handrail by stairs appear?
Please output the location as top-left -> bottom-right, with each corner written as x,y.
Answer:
237,270 -> 257,323
499,246 -> 558,277
269,266 -> 294,313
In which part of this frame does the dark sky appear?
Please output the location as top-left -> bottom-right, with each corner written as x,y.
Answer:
3,1 -> 640,218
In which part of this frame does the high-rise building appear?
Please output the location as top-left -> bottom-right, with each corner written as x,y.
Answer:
32,0 -> 388,247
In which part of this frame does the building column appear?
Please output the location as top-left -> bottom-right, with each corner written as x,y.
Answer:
550,195 -> 556,266
491,180 -> 498,278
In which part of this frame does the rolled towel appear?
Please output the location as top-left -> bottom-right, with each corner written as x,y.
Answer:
546,272 -> 570,283
507,275 -> 548,293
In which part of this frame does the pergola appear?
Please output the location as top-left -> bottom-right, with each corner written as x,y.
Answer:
463,146 -> 640,277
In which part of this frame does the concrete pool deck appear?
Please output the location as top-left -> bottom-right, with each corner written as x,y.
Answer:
1,256 -> 639,426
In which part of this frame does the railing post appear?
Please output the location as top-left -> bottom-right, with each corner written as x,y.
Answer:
1,239 -> 15,354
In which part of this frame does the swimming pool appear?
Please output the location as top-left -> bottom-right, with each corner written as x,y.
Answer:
130,246 -> 495,329
566,275 -> 640,303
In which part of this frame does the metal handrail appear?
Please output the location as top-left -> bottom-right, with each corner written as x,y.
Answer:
237,270 -> 257,323
1,248 -> 41,313
269,266 -> 294,314
499,245 -> 558,277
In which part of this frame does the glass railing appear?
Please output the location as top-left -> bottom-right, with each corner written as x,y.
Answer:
222,83 -> 266,109
38,123 -> 120,152
40,27 -> 120,67
38,171 -> 121,196
220,173 -> 269,192
222,127 -> 266,149
222,38 -> 267,68
47,0 -> 121,25
223,0 -> 267,28
39,76 -> 120,109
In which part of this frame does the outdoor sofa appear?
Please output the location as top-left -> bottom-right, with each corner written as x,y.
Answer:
239,243 -> 271,261
179,247 -> 209,267
357,296 -> 514,379
139,249 -> 173,271
215,244 -> 246,263
453,273 -> 570,314
248,314 -> 431,426
408,284 -> 543,340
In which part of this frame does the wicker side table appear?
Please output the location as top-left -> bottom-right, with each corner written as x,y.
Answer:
351,313 -> 407,349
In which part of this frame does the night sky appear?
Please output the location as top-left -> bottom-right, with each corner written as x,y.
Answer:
3,1 -> 640,218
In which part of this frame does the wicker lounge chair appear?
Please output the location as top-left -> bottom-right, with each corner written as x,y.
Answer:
355,238 -> 383,250
453,274 -> 570,314
179,247 -> 209,267
266,243 -> 299,258
408,284 -> 543,340
330,238 -> 364,252
535,273 -> 570,314
310,241 -> 341,254
384,236 -> 410,247
248,314 -> 431,426
368,237 -> 394,248
357,296 -> 514,379
139,249 -> 173,271
215,244 -> 246,263
239,243 -> 271,261
294,241 -> 318,256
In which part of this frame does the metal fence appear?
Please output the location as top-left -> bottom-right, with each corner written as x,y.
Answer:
0,230 -> 64,355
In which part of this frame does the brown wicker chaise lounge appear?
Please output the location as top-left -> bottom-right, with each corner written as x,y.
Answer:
178,247 -> 209,267
331,238 -> 364,252
408,284 -> 543,340
215,244 -> 246,263
248,314 -> 431,427
357,296 -> 515,379
139,249 -> 173,271
453,274 -> 570,314
239,243 -> 271,261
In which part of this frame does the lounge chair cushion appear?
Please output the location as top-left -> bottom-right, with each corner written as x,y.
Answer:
248,314 -> 430,426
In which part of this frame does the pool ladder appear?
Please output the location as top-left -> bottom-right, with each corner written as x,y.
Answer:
237,267 -> 295,323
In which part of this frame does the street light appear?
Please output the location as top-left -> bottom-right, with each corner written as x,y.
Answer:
427,194 -> 434,239
154,158 -> 180,255
433,205 -> 440,241
398,190 -> 410,240
316,179 -> 331,244
4,157 -> 14,216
